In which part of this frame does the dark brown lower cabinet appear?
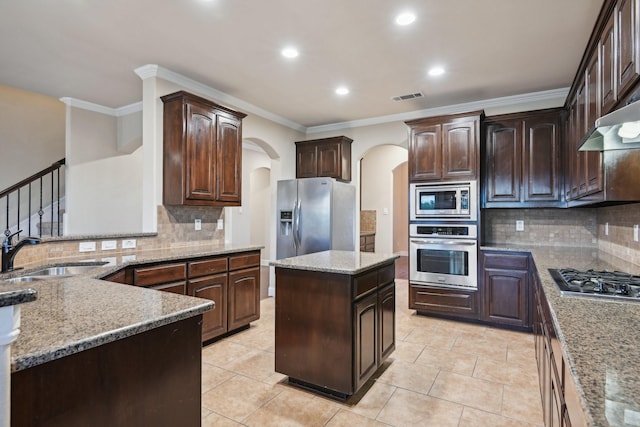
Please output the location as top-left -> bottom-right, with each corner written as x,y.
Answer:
275,261 -> 395,398
409,285 -> 479,319
102,249 -> 261,342
533,268 -> 586,427
12,316 -> 203,427
481,251 -> 531,329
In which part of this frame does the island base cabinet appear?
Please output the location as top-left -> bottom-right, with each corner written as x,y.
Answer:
11,316 -> 203,427
275,262 -> 395,398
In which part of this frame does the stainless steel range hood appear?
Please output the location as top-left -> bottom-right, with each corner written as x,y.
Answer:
579,99 -> 640,151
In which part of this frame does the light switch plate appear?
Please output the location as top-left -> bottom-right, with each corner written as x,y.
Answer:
101,257 -> 117,266
195,219 -> 202,230
217,219 -> 224,230
79,241 -> 96,252
605,222 -> 609,236
516,220 -> 525,232
101,240 -> 117,250
634,224 -> 639,242
121,239 -> 136,249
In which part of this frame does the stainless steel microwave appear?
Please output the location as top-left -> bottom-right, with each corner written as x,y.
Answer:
409,181 -> 477,221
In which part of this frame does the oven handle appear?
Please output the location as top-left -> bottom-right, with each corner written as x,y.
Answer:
410,239 -> 476,246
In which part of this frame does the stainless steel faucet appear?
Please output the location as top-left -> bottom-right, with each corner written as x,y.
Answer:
2,230 -> 41,273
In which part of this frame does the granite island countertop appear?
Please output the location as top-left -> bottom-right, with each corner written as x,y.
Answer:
483,244 -> 640,427
0,243 -> 262,372
270,250 -> 398,275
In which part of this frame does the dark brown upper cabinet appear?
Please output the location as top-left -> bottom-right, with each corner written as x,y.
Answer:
161,91 -> 246,206
406,111 -> 483,182
484,109 -> 563,208
616,0 -> 640,100
295,136 -> 352,182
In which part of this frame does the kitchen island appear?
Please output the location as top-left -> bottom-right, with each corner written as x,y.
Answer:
483,244 -> 640,427
271,250 -> 398,399
0,243 -> 261,427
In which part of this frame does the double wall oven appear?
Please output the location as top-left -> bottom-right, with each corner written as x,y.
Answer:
409,181 -> 479,290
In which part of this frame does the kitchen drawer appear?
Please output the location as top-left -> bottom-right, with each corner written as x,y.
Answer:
229,251 -> 260,271
354,270 -> 378,299
483,252 -> 529,270
188,257 -> 228,278
409,284 -> 478,317
134,263 -> 186,286
377,263 -> 395,287
149,281 -> 186,295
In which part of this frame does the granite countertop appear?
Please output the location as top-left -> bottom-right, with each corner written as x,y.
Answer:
0,243 -> 262,372
483,244 -> 640,427
0,287 -> 37,307
270,250 -> 398,275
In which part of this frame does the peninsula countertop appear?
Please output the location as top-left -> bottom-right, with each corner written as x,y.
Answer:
270,250 -> 399,275
483,244 -> 640,427
0,243 -> 262,372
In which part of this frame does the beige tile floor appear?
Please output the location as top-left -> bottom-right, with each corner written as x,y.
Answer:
201,279 -> 544,426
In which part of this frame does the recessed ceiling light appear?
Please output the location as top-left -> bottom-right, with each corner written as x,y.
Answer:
281,47 -> 299,59
428,66 -> 446,77
395,12 -> 416,26
335,87 -> 350,96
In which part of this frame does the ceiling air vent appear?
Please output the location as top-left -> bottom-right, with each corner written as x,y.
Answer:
391,92 -> 424,102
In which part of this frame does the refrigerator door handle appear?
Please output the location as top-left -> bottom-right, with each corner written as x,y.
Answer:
294,199 -> 302,250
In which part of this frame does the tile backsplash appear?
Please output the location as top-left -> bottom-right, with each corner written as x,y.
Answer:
597,203 -> 640,267
13,205 -> 226,268
360,210 -> 376,233
482,208 -> 598,247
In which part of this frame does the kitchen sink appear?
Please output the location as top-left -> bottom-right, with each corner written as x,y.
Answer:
4,276 -> 44,283
29,265 -> 103,277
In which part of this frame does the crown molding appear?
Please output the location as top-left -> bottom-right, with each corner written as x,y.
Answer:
59,97 -> 142,117
134,64 -> 307,133
305,87 -> 569,135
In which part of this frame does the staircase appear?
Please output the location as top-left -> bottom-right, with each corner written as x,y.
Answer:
0,159 -> 66,240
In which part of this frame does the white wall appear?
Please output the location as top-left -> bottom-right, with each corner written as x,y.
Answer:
65,107 -> 143,235
250,167 -> 271,261
361,145 -> 408,254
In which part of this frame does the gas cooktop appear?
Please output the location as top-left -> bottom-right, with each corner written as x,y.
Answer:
549,268 -> 640,302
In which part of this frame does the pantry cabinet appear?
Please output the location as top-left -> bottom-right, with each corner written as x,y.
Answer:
484,109 -> 562,208
406,111 -> 482,182
161,91 -> 246,207
295,136 -> 352,182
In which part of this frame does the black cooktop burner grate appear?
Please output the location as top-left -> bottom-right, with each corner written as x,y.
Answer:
549,268 -> 640,302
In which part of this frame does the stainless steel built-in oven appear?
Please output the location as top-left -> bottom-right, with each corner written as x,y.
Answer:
409,223 -> 478,289
409,181 -> 477,221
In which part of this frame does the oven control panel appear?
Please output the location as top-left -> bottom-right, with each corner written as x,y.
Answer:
409,223 -> 477,239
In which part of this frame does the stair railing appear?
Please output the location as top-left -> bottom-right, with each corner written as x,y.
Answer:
0,159 -> 66,240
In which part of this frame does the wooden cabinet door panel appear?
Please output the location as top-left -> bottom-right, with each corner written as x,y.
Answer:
354,292 -> 378,391
186,103 -> 217,201
486,123 -> 521,203
483,269 -> 528,327
188,273 -> 228,341
409,124 -> 442,181
442,120 -> 476,179
296,144 -> 317,178
601,12 -> 617,114
216,115 -> 242,203
524,118 -> 559,202
228,267 -> 260,330
378,283 -> 395,362
617,0 -> 640,97
316,141 -> 341,179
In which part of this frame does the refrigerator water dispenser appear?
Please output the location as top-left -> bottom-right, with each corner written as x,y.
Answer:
280,210 -> 293,236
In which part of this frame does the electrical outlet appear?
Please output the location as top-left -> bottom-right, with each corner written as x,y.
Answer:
121,239 -> 136,249
121,254 -> 137,263
516,220 -> 525,232
101,257 -> 117,266
195,219 -> 202,230
634,224 -> 639,242
101,240 -> 117,250
78,241 -> 96,252
217,219 -> 224,230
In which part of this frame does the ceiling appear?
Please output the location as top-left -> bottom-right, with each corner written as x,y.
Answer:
0,0 -> 605,130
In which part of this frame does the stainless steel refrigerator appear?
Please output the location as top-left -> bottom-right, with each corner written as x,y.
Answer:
276,177 -> 355,259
